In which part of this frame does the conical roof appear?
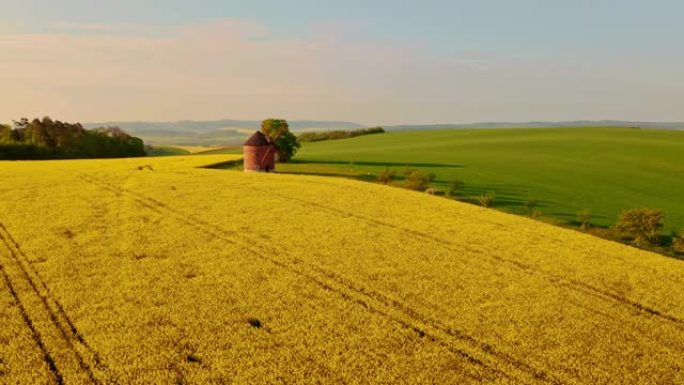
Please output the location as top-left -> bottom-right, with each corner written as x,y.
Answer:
243,131 -> 271,147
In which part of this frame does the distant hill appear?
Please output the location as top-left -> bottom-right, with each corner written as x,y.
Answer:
278,126 -> 684,231
81,119 -> 684,146
83,119 -> 366,146
386,121 -> 684,131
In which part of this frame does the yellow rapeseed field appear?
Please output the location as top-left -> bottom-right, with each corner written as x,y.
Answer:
0,155 -> 683,384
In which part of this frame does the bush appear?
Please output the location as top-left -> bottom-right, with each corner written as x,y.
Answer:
577,209 -> 591,230
524,199 -> 543,218
448,179 -> 463,197
673,230 -> 684,254
404,169 -> 435,191
478,191 -> 496,207
377,168 -> 396,184
261,119 -> 301,162
425,188 -> 445,196
615,208 -> 664,246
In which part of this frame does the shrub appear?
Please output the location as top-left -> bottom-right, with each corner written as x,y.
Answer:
577,209 -> 591,230
529,209 -> 543,219
425,188 -> 445,196
377,168 -> 396,184
478,191 -> 496,207
404,169 -> 435,191
673,230 -> 684,254
448,179 -> 463,197
525,199 -> 539,215
615,208 -> 664,246
261,119 -> 300,162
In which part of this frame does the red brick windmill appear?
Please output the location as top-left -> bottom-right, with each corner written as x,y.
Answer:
243,131 -> 278,172
243,119 -> 291,172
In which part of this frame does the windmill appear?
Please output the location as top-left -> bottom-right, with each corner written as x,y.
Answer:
259,119 -> 289,170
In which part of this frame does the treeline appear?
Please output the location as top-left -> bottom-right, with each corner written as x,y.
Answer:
0,117 -> 146,160
298,127 -> 385,142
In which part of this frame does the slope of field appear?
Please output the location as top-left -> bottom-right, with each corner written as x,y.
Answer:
147,146 -> 229,157
0,155 -> 683,384
275,127 -> 684,231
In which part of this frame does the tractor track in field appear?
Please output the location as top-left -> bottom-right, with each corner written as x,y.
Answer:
239,184 -> 684,329
78,173 -> 565,385
0,222 -> 113,385
237,178 -> 684,286
0,242 -> 63,385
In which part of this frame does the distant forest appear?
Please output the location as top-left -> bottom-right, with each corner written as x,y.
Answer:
0,117 -> 146,160
298,127 -> 385,142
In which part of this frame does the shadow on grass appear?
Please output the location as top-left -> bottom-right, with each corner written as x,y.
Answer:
290,159 -> 465,168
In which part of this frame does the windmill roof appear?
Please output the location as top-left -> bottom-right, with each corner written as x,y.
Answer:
243,131 -> 271,147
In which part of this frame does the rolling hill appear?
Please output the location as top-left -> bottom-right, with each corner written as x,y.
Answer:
0,155 -> 682,384
83,119 -> 365,146
271,127 -> 684,232
81,119 -> 684,146
385,120 -> 684,131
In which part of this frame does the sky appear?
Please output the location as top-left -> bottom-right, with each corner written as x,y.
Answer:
1,0 -> 684,125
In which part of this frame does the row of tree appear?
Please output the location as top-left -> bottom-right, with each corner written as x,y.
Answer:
298,127 -> 385,142
0,117 -> 146,159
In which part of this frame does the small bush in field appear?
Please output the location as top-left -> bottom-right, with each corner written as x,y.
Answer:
615,208 -> 664,246
673,230 -> 684,254
425,188 -> 445,196
525,199 -> 539,216
404,169 -> 435,191
478,191 -> 496,208
529,209 -> 543,219
448,179 -> 463,197
577,209 -> 592,230
377,168 -> 396,184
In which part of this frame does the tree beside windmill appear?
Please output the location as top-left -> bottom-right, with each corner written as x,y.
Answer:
243,119 -> 301,172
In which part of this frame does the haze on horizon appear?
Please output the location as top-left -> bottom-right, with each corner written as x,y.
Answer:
2,0 -> 684,126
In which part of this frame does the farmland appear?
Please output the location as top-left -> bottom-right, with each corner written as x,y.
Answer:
145,146 -> 236,157
266,127 -> 684,231
1,155 -> 683,384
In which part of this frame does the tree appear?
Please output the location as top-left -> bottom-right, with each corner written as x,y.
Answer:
673,229 -> 684,254
615,208 -> 664,246
525,199 -> 539,215
275,130 -> 300,162
0,116 -> 145,159
0,124 -> 12,143
478,191 -> 496,207
404,169 -> 435,191
261,119 -> 289,140
377,168 -> 396,184
448,179 -> 463,197
260,119 -> 300,162
576,209 -> 591,230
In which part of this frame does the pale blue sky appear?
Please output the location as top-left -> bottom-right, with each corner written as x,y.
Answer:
2,0 -> 684,124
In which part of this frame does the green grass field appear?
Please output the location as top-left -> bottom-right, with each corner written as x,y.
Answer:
269,127 -> 684,231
